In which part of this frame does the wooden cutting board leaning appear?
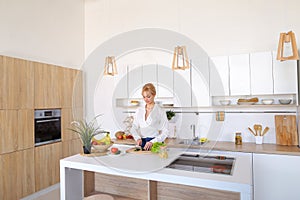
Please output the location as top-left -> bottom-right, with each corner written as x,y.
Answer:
275,115 -> 299,146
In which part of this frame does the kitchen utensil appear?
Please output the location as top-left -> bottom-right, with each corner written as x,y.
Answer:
275,115 -> 298,146
248,127 -> 256,136
257,125 -> 262,136
253,124 -> 260,136
262,127 -> 270,136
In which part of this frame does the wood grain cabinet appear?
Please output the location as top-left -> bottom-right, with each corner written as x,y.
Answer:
34,63 -> 63,109
34,142 -> 63,191
0,56 -> 34,109
0,148 -> 35,200
0,109 -> 34,154
0,110 -> 18,154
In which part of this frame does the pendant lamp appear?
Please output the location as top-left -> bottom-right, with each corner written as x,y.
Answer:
104,56 -> 118,76
277,31 -> 299,61
172,46 -> 190,70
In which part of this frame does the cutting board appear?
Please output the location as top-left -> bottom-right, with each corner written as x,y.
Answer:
126,147 -> 153,154
275,115 -> 298,146
112,139 -> 136,145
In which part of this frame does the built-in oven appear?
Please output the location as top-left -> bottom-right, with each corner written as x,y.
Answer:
34,109 -> 61,146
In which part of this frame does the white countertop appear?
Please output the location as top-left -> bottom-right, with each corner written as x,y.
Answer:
61,144 -> 253,196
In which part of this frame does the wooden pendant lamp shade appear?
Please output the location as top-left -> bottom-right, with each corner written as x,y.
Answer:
277,31 -> 299,61
104,56 -> 118,76
172,46 -> 190,70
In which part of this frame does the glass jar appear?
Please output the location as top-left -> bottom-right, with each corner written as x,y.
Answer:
235,132 -> 242,145
159,146 -> 168,159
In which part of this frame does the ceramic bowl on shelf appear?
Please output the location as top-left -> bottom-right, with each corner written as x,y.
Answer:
279,99 -> 292,105
261,99 -> 274,105
219,100 -> 231,106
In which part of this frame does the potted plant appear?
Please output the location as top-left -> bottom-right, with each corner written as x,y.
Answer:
69,115 -> 104,154
166,110 -> 176,121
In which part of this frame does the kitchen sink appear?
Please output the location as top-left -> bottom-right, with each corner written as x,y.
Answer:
167,153 -> 235,175
177,139 -> 206,146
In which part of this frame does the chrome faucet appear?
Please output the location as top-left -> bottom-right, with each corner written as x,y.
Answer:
190,124 -> 197,141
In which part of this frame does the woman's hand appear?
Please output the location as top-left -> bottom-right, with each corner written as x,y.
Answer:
144,142 -> 153,151
136,139 -> 142,146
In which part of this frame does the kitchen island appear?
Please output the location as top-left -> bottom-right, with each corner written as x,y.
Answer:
60,144 -> 252,200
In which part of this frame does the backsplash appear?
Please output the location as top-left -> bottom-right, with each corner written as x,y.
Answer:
168,112 -> 292,144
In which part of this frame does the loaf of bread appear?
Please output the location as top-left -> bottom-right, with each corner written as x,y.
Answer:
237,97 -> 258,103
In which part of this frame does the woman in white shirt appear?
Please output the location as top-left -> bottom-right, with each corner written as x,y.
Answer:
131,83 -> 169,151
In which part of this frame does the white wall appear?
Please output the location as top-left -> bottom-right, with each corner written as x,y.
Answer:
0,0 -> 84,68
85,0 -> 300,144
85,0 -> 300,58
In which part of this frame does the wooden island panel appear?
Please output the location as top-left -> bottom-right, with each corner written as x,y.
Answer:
157,181 -> 240,200
93,172 -> 240,200
95,172 -> 148,200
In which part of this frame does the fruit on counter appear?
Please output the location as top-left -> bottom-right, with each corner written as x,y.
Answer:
115,131 -> 125,139
91,141 -> 98,145
111,147 -> 119,153
92,132 -> 111,145
199,137 -> 208,143
110,147 -> 121,154
126,134 -> 134,139
114,131 -> 134,140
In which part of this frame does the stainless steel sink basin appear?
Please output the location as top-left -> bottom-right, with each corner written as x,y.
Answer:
167,153 -> 234,175
177,139 -> 206,146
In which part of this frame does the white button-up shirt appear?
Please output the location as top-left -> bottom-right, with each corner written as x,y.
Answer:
131,104 -> 169,143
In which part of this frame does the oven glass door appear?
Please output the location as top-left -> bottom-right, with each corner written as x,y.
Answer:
35,117 -> 61,146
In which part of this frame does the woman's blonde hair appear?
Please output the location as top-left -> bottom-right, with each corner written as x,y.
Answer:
142,83 -> 156,96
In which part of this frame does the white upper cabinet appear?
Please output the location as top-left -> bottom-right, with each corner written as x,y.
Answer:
272,51 -> 297,94
250,52 -> 273,95
229,54 -> 251,96
210,56 -> 230,96
157,64 -> 173,98
128,65 -> 143,98
142,64 -> 157,89
173,68 -> 191,107
191,58 -> 210,106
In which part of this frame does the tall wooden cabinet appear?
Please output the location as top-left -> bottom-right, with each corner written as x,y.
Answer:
1,56 -> 34,109
0,148 -> 35,200
0,55 -> 83,199
34,62 -> 63,109
34,142 -> 63,191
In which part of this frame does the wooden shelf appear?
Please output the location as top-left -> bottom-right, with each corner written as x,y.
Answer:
122,104 -> 297,114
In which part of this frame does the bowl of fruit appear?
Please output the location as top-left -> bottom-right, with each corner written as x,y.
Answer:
115,131 -> 134,140
92,133 -> 113,152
